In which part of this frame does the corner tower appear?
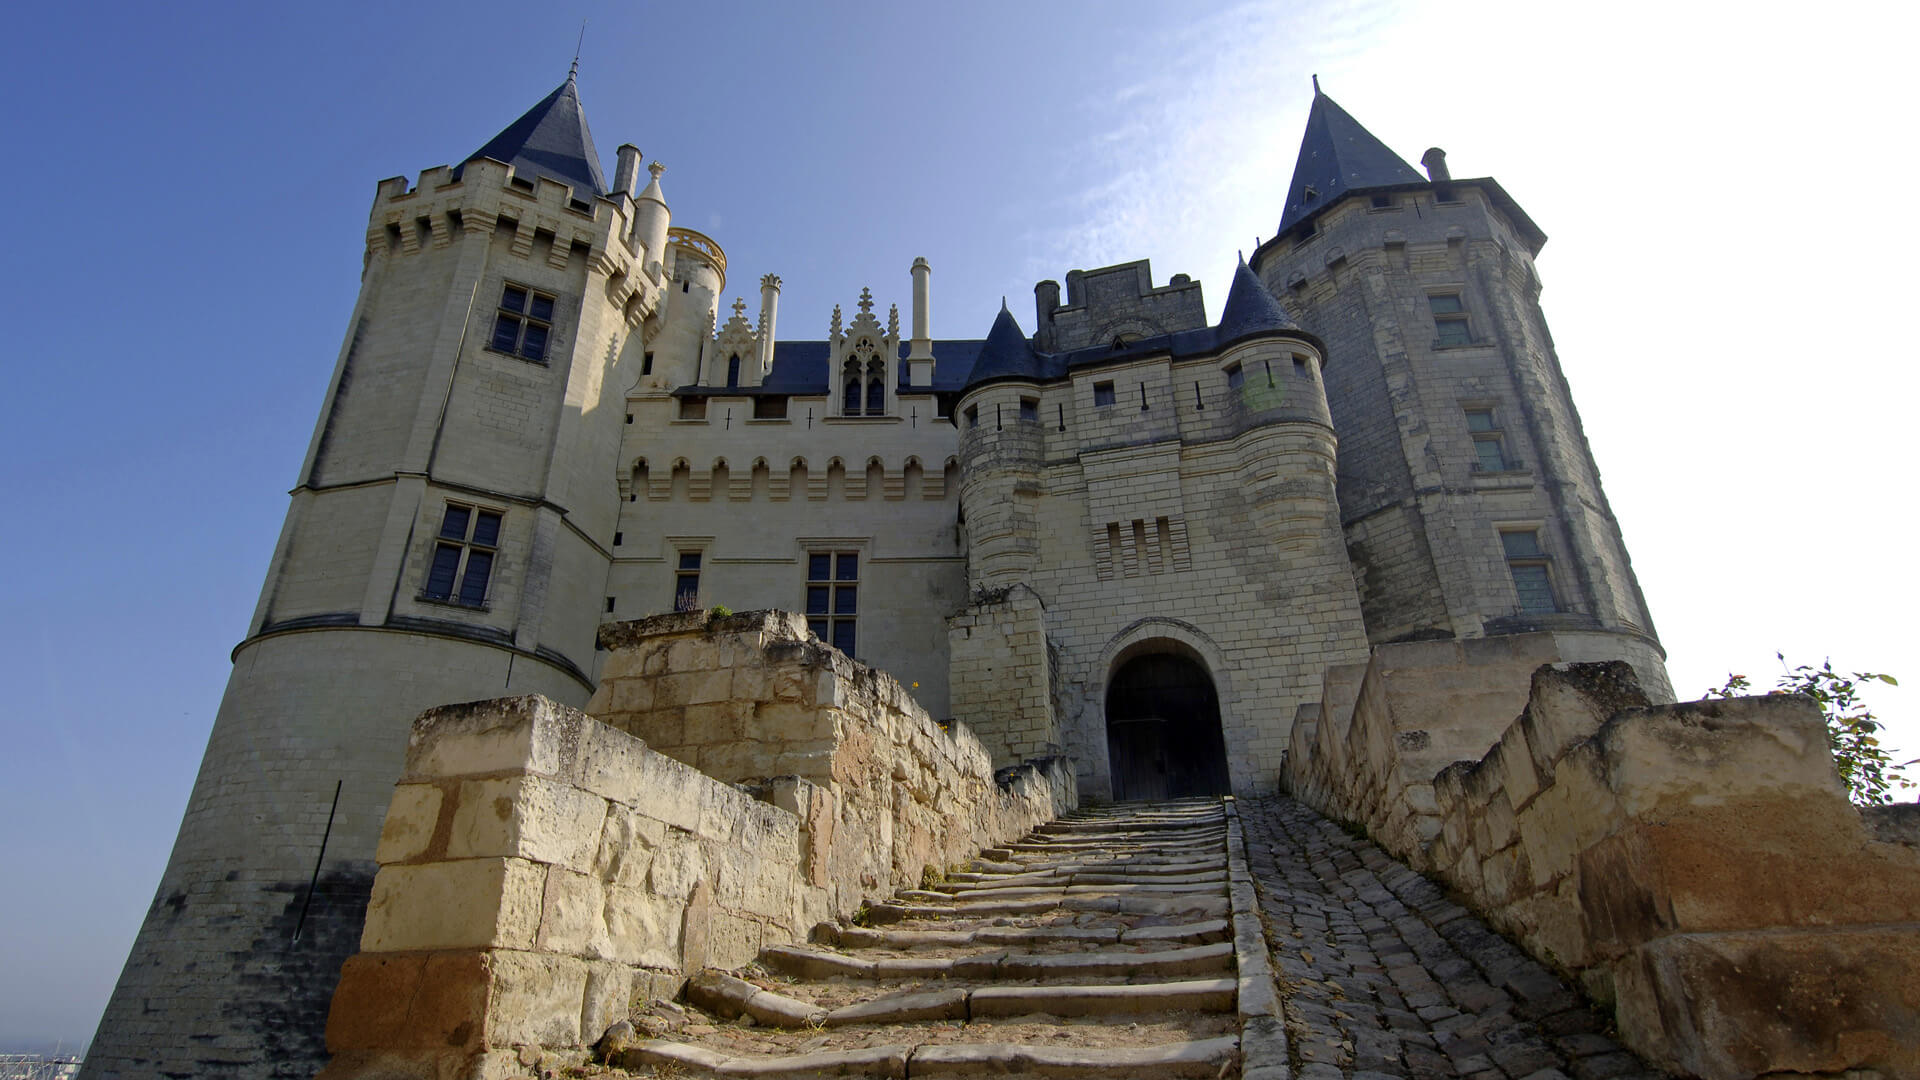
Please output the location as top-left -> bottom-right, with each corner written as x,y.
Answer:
1251,86 -> 1670,699
84,76 -> 669,1079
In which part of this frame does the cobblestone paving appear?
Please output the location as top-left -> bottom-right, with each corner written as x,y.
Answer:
1242,797 -> 1664,1080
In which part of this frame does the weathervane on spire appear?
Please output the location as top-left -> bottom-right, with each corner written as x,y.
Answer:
570,19 -> 586,79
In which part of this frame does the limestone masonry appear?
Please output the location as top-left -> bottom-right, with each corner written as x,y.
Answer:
83,67 -> 1914,1080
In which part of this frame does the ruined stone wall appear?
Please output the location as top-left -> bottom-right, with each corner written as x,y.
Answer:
586,609 -> 1074,910
1285,650 -> 1920,1079
1284,632 -> 1671,856
320,614 -> 1073,1078
947,584 -> 1058,764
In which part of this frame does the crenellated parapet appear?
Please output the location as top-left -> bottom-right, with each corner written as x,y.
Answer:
365,158 -> 666,327
621,451 -> 959,503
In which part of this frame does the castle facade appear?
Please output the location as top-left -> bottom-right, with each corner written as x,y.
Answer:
83,75 -> 1665,1078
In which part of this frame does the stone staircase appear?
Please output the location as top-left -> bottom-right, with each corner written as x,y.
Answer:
612,798 -> 1251,1078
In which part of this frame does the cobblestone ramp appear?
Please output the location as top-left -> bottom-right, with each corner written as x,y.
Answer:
1244,796 -> 1663,1080
614,798 -> 1245,1078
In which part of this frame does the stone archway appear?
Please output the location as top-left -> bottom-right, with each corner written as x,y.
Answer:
1104,648 -> 1230,801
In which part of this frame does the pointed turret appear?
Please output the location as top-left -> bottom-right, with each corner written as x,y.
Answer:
465,73 -> 607,196
962,302 -> 1043,390
1217,254 -> 1304,342
1277,84 -> 1424,236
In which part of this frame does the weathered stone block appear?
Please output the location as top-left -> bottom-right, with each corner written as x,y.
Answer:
645,833 -> 706,902
535,868 -> 607,958
406,695 -> 585,782
594,805 -> 662,889
570,721 -> 653,804
580,960 -> 633,1045
361,858 -> 545,952
375,783 -> 444,864
705,911 -> 765,970
484,950 -> 590,1049
447,775 -> 607,872
1613,926 -> 1920,1080
325,951 -> 491,1054
602,884 -> 681,968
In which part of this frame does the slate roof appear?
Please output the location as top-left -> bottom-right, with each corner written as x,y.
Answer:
462,74 -> 607,197
960,305 -> 1061,390
1216,255 -> 1303,343
678,266 -> 1322,400
673,339 -> 987,397
1277,89 -> 1425,236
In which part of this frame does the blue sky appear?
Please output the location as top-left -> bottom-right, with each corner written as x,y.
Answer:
2,0 -> 1914,1051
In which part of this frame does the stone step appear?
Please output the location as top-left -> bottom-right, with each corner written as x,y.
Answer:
944,865 -> 1226,888
618,1035 -> 1240,1080
829,917 -> 1229,951
908,1035 -> 1240,1078
1038,817 -> 1225,834
617,1040 -> 912,1078
761,941 -> 1234,982
867,891 -> 1228,923
968,977 -> 1237,1017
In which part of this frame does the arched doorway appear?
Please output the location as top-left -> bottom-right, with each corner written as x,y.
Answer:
1104,651 -> 1230,801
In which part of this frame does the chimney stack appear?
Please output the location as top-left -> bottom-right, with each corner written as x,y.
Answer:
757,274 -> 782,377
1420,147 -> 1451,183
907,257 -> 935,386
612,144 -> 643,199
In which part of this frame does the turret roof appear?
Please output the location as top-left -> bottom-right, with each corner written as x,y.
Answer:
464,74 -> 607,197
1217,255 -> 1302,342
961,304 -> 1057,390
1278,86 -> 1425,236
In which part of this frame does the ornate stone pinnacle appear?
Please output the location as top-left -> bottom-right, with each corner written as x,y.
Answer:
761,273 -> 782,290
858,287 -> 874,315
831,304 -> 843,337
888,303 -> 900,337
648,161 -> 665,178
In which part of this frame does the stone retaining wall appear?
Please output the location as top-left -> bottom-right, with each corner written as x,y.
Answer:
1284,649 -> 1920,1079
319,610 -> 1074,1079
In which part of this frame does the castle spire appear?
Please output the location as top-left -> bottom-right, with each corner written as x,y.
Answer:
1217,253 -> 1304,342
961,302 -> 1044,391
1277,88 -> 1423,237
464,76 -> 608,196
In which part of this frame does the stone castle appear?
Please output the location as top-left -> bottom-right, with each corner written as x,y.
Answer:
88,72 -> 1914,1080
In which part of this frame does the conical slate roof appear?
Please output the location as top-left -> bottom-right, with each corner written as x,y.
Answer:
465,74 -> 607,197
1278,87 -> 1424,235
961,303 -> 1044,389
1217,255 -> 1302,341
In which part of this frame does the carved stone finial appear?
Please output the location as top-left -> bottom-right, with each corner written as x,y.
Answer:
732,297 -> 746,318
648,161 -> 666,178
858,287 -> 874,315
760,273 -> 782,290
830,304 -> 843,337
888,303 -> 900,337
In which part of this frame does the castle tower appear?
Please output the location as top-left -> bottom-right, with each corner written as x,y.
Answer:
947,260 -> 1371,798
1251,87 -> 1671,699
83,76 -> 666,1079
